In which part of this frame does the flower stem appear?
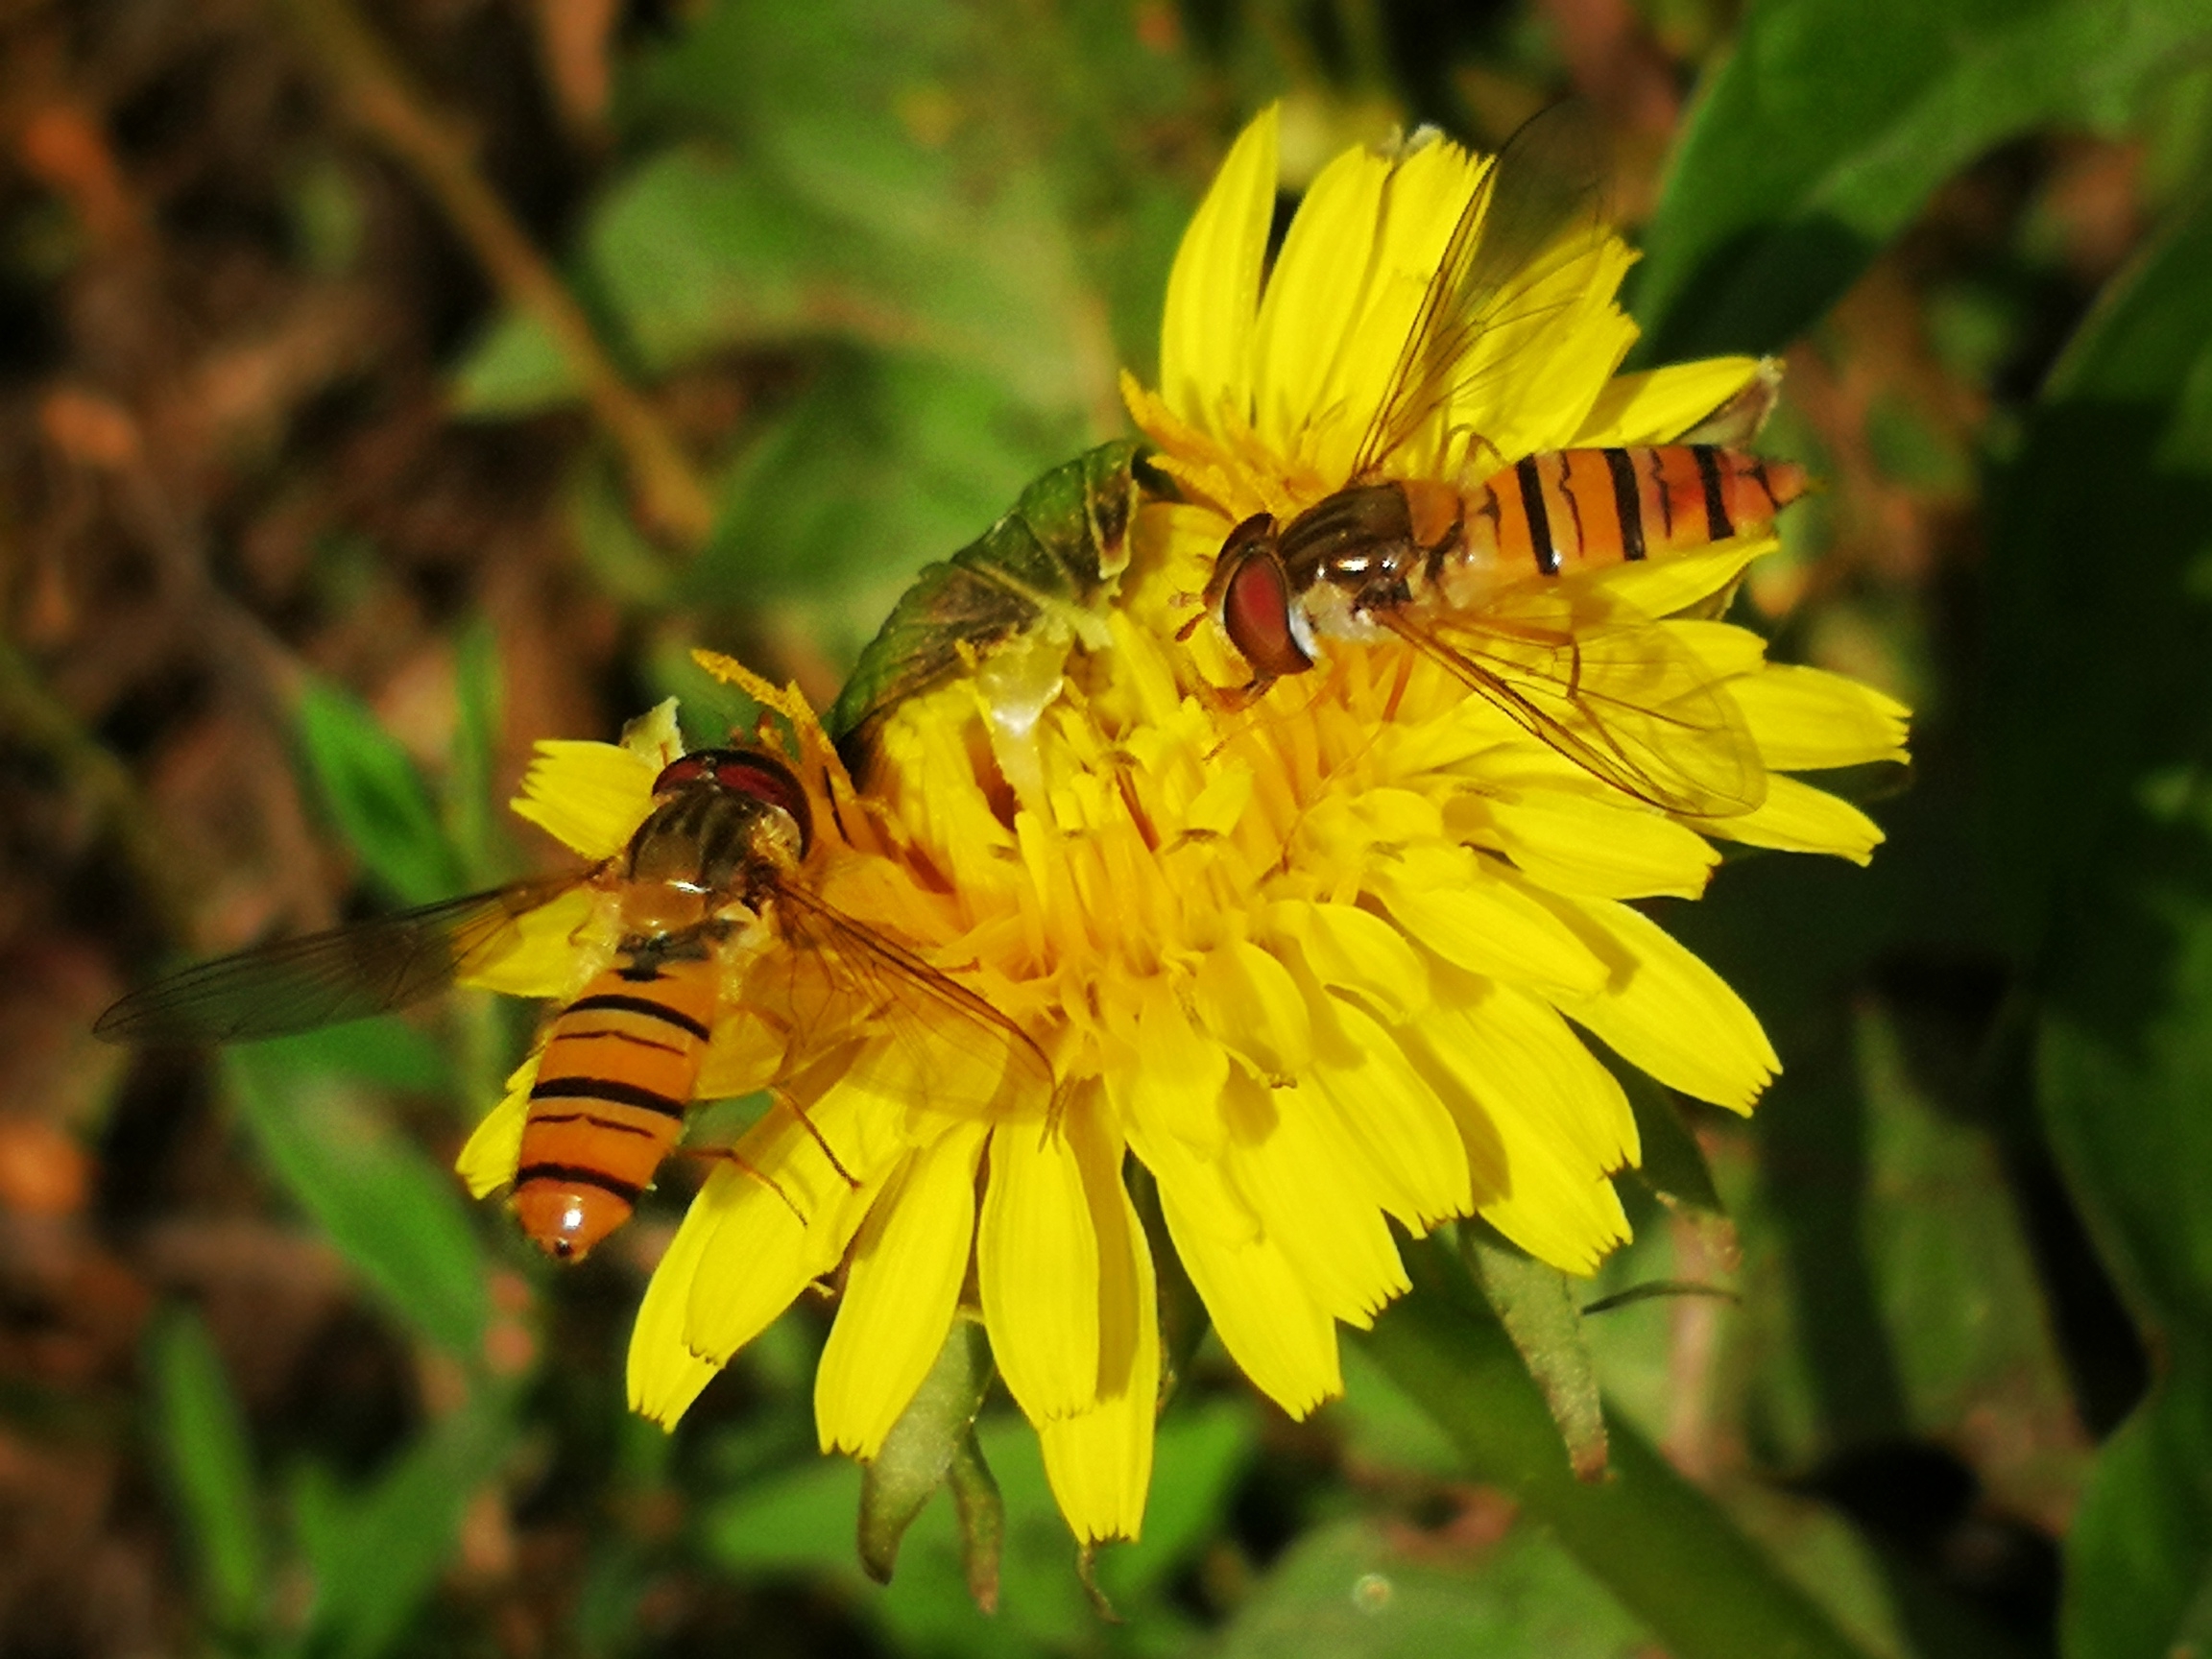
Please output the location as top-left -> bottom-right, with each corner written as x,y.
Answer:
267,0 -> 716,547
1351,1242 -> 1878,1659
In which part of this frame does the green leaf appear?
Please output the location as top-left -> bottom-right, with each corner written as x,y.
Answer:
1620,1069 -> 1726,1214
1352,1242 -> 1879,1659
700,1455 -> 869,1577
1217,1515 -> 1651,1659
687,349 -> 1084,660
1983,196 -> 2212,954
699,1400 -> 1251,1653
639,634 -> 765,754
255,1020 -> 456,1098
446,615 -> 505,887
146,1306 -> 266,1637
617,0 -> 1187,387
228,1047 -> 491,1361
291,1390 -> 518,1659
294,678 -> 465,908
565,458 -> 678,607
446,310 -> 573,418
1974,189 -> 2212,1659
1334,1335 -> 1464,1479
1852,1005 -> 2083,1454
450,0 -> 1194,434
1634,0 -> 2212,359
1462,1228 -> 1609,1481
856,1313 -> 997,1589
2040,887 -> 2212,1657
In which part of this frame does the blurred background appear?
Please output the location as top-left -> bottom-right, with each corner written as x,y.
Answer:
5,0 -> 2211,1654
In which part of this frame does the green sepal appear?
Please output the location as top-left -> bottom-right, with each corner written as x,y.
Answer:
855,1311 -> 998,1601
945,1422 -> 1005,1616
1461,1223 -> 1609,1481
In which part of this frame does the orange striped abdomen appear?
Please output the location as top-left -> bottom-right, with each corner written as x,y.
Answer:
1460,445 -> 1808,585
512,954 -> 717,1260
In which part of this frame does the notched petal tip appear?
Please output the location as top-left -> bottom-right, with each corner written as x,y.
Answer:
510,737 -> 660,861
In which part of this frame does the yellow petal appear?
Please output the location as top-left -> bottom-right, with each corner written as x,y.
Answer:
1486,1170 -> 1631,1275
815,1120 -> 989,1458
510,739 -> 659,860
693,1006 -> 787,1100
1334,140 -> 1494,473
1458,789 -> 1719,901
1732,665 -> 1911,771
1370,847 -> 1608,995
1192,939 -> 1313,1077
1249,143 -> 1395,476
681,1090 -> 895,1362
1264,898 -> 1431,1024
1579,542 -> 1767,621
1409,977 -> 1636,1272
1126,975 -> 1232,1152
1665,618 -> 1770,679
1125,1106 -> 1340,1414
1160,108 -> 1278,436
1573,357 -> 1765,447
454,1052 -> 539,1198
1558,899 -> 1779,1113
1450,233 -> 1639,465
1220,1070 -> 1409,1328
1310,997 -> 1471,1227
1038,1098 -> 1160,1544
978,1118 -> 1100,1422
627,1180 -> 734,1426
1712,773 -> 1887,864
619,698 -> 685,771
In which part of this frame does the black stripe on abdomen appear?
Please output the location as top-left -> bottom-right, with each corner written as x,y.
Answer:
514,1162 -> 643,1203
559,1027 -> 687,1056
1693,446 -> 1732,541
1515,456 -> 1558,575
1602,449 -> 1645,562
564,993 -> 711,1041
527,1109 -> 660,1140
529,1075 -> 688,1119
1744,458 -> 1779,513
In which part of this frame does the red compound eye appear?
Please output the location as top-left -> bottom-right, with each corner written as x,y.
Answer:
1219,538 -> 1315,681
651,753 -> 715,792
652,748 -> 814,856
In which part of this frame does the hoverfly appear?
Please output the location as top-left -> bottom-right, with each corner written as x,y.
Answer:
1200,108 -> 1808,817
95,745 -> 1052,1261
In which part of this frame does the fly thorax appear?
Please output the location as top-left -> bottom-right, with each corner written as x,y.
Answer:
1280,485 -> 1415,581
1279,483 -> 1432,622
625,785 -> 804,906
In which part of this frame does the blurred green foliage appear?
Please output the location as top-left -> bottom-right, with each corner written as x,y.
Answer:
108,0 -> 2212,1654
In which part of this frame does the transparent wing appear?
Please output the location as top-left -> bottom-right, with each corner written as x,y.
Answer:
93,875 -> 590,1046
1353,104 -> 1609,478
1377,602 -> 1767,818
741,882 -> 1057,1121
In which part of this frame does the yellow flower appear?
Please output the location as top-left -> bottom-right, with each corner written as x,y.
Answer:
453,108 -> 1909,1551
